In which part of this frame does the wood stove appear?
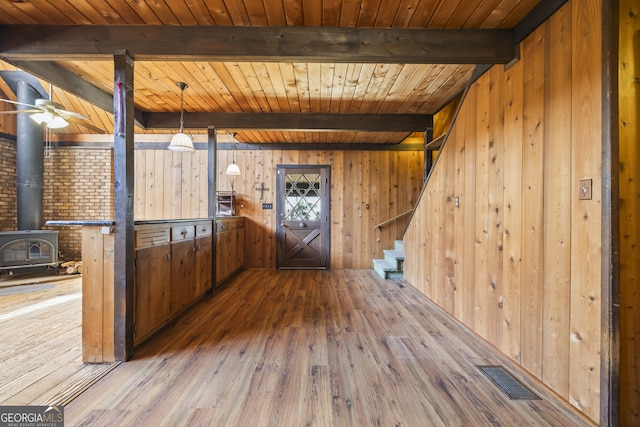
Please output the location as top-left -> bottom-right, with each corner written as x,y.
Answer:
0,230 -> 59,274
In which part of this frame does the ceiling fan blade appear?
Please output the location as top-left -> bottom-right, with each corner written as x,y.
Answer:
0,109 -> 42,115
66,115 -> 106,134
0,98 -> 41,110
56,108 -> 91,121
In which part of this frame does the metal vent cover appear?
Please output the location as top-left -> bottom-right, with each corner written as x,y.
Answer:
478,365 -> 540,400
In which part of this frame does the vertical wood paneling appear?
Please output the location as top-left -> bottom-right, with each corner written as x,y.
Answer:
443,123 -> 456,314
81,227 -> 115,363
134,147 -> 423,270
180,151 -> 193,218
619,0 -> 640,423
431,147 -> 445,306
134,150 -> 146,219
569,0 -> 602,420
542,6 -> 572,397
487,65 -> 504,346
500,58 -> 523,363
474,76 -> 490,341
451,100 -> 466,321
462,86 -> 477,329
520,25 -> 545,378
403,1 -> 603,422
82,227 -> 105,363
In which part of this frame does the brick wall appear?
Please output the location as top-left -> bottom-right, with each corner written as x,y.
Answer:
0,138 -> 17,231
43,147 -> 113,260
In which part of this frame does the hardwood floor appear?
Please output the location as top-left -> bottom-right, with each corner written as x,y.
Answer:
0,276 -> 118,406
64,269 -> 593,426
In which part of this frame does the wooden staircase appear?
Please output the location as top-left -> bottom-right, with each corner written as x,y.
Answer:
373,240 -> 404,279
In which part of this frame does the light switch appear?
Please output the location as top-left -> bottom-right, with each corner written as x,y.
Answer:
579,179 -> 592,200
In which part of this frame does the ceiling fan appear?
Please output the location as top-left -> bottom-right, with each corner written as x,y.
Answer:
0,92 -> 105,134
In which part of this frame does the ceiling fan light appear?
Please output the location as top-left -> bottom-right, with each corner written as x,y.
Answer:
168,132 -> 195,152
47,115 -> 69,129
30,111 -> 48,125
225,163 -> 241,176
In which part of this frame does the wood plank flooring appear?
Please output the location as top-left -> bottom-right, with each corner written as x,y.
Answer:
0,276 -> 118,406
65,269 -> 594,426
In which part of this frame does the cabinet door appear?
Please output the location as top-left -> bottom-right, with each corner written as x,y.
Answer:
235,226 -> 245,272
135,245 -> 171,343
216,229 -> 234,285
171,239 -> 196,314
195,235 -> 212,297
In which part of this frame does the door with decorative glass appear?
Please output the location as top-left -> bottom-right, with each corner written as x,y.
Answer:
276,165 -> 330,269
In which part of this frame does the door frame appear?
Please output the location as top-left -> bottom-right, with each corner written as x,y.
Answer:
276,164 -> 330,269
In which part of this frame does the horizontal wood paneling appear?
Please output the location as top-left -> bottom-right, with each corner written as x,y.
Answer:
404,1 -> 603,422
133,147 -> 423,270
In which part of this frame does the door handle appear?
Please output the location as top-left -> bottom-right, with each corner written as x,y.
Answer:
280,221 -> 287,227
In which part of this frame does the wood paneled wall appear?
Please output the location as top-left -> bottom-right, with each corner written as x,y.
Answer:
134,147 -> 424,270
619,0 -> 640,424
404,1 -> 603,422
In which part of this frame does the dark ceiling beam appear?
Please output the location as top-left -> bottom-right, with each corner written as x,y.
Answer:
7,60 -> 147,127
142,112 -> 433,132
10,61 -> 112,111
0,25 -> 515,64
514,0 -> 569,43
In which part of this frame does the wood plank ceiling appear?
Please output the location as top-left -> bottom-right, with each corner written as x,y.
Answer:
0,0 -> 543,144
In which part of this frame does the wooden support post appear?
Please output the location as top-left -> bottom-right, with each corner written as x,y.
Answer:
600,0 -> 619,425
208,126 -> 217,293
113,51 -> 135,361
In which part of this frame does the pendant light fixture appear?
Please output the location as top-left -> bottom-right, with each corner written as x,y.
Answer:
225,132 -> 241,176
168,81 -> 194,152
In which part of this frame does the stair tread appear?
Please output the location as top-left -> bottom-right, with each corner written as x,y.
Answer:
373,259 -> 400,271
383,249 -> 404,259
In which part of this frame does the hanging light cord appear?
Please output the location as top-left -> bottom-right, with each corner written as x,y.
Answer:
232,132 -> 236,163
178,85 -> 186,133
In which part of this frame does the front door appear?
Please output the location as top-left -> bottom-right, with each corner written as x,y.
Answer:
276,165 -> 330,269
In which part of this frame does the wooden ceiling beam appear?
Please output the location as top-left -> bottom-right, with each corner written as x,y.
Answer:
142,112 -> 433,132
0,25 -> 515,64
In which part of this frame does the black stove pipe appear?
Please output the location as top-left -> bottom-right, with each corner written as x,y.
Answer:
16,80 -> 44,231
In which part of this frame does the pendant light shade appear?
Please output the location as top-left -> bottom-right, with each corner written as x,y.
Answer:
169,132 -> 194,152
225,132 -> 241,176
225,163 -> 241,176
168,82 -> 194,152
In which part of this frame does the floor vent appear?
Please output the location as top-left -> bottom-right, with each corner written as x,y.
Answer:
0,283 -> 55,296
478,365 -> 540,400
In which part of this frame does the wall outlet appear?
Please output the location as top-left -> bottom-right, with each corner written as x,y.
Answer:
579,179 -> 592,200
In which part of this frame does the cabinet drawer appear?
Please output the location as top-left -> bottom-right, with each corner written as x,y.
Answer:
216,218 -> 244,233
216,221 -> 233,233
135,225 -> 170,249
171,225 -> 195,242
195,222 -> 213,237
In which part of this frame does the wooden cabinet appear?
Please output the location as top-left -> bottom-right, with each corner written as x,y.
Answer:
170,224 -> 196,314
216,217 -> 245,286
134,224 -> 171,344
134,220 -> 213,345
195,222 -> 213,297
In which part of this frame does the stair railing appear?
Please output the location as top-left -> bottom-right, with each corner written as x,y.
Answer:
374,209 -> 414,230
